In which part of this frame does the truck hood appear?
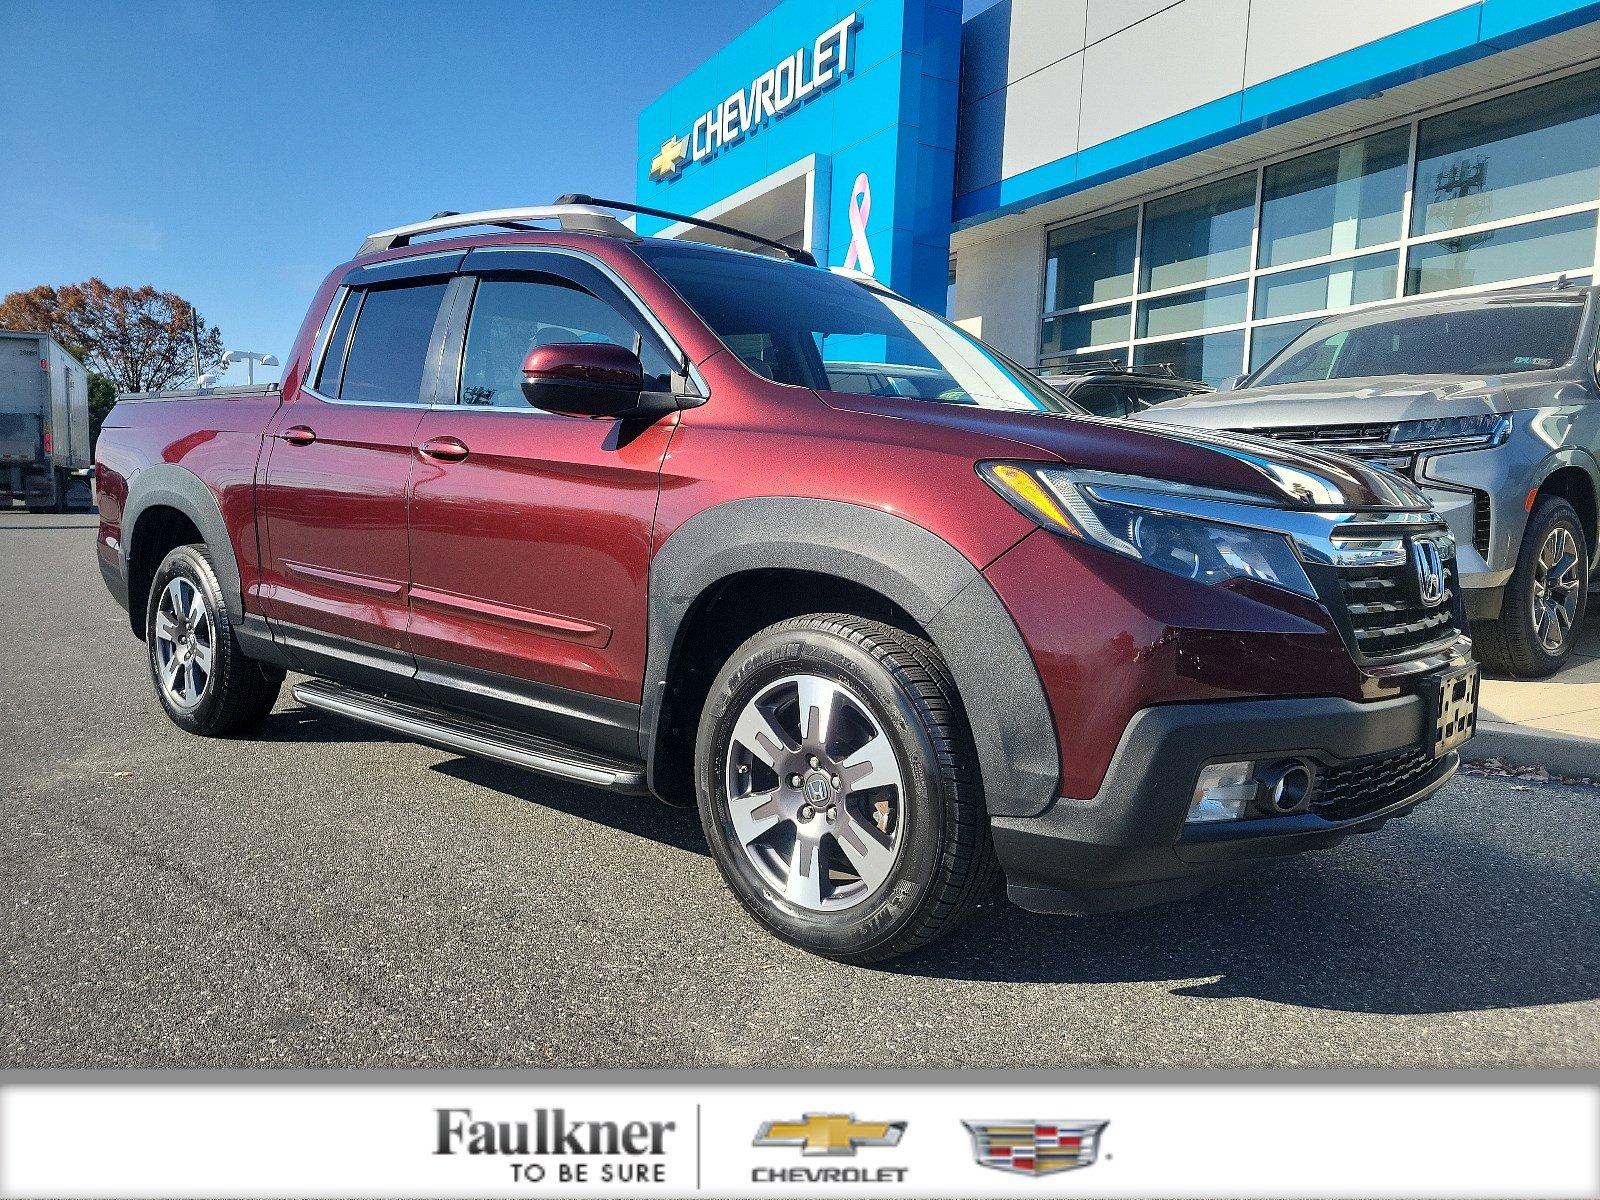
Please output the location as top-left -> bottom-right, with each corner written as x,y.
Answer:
820,391 -> 1426,510
1130,374 -> 1508,432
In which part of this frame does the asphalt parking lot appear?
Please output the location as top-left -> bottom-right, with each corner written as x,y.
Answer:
2,511 -> 1597,1068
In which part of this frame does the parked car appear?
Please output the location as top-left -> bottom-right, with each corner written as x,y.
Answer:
1035,361 -> 1211,419
1,329 -> 93,511
94,199 -> 1477,962
1134,285 -> 1598,678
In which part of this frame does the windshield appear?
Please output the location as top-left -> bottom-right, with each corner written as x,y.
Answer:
634,242 -> 1078,413
1251,300 -> 1584,388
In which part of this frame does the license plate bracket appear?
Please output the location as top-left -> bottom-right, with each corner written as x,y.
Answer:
1430,664 -> 1479,758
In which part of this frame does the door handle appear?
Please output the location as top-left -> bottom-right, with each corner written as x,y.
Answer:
418,435 -> 469,463
280,425 -> 316,446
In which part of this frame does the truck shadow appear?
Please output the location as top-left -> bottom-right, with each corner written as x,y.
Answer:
890,804 -> 1600,1015
428,756 -> 714,859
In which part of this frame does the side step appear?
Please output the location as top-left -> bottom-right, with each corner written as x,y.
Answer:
291,680 -> 649,794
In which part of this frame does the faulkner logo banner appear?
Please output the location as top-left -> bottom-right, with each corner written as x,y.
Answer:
433,1107 -> 676,1186
649,13 -> 860,180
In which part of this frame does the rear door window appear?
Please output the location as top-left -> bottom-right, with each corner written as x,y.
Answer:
334,281 -> 450,404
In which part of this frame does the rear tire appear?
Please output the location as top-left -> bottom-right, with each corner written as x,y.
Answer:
1474,497 -> 1589,679
145,544 -> 283,736
695,614 -> 994,964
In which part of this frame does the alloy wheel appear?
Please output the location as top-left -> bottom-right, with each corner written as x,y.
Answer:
1530,526 -> 1582,654
154,576 -> 215,711
722,673 -> 905,912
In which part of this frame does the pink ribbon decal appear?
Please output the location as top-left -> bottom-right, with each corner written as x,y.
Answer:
843,172 -> 875,275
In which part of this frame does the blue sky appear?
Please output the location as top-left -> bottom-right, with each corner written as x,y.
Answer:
2,0 -> 805,386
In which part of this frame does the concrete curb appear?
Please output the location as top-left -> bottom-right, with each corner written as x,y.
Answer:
1464,720 -> 1600,780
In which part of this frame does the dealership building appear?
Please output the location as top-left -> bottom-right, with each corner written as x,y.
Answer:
636,0 -> 1600,384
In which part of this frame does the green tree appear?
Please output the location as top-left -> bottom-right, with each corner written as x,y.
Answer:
87,371 -> 118,450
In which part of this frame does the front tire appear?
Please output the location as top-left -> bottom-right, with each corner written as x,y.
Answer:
145,544 -> 283,735
1474,497 -> 1590,679
695,614 -> 994,964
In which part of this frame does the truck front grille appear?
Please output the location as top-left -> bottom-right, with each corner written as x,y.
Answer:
1335,555 -> 1461,659
1313,743 -> 1442,820
1241,422 -> 1396,452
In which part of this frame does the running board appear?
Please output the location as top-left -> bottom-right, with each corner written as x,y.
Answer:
291,680 -> 648,794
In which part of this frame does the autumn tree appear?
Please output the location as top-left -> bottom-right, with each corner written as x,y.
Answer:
0,280 -> 224,393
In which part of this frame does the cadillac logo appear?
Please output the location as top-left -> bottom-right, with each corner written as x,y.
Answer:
1411,537 -> 1446,608
962,1120 -> 1108,1176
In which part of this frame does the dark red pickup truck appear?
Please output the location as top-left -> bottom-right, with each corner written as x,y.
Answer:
95,200 -> 1478,962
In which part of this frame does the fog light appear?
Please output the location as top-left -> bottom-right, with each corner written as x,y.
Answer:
1188,760 -> 1257,823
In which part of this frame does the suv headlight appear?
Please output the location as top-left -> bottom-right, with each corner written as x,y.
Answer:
1388,413 -> 1511,450
980,462 -> 1315,597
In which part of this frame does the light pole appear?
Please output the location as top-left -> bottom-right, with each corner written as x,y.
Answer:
219,349 -> 280,387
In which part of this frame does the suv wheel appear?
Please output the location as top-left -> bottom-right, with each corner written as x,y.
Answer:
145,544 -> 283,735
1475,497 -> 1590,679
695,614 -> 994,963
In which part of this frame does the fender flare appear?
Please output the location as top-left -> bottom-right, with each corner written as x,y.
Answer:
642,497 -> 1060,818
1529,446 -> 1600,552
121,464 -> 245,626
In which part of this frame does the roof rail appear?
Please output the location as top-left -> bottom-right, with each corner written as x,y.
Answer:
556,193 -> 817,266
358,205 -> 637,256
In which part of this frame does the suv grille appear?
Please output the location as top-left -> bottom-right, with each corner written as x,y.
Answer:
1334,554 -> 1461,660
1242,422 -> 1396,451
1314,744 -> 1441,820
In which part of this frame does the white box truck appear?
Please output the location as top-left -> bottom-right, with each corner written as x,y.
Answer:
0,330 -> 92,511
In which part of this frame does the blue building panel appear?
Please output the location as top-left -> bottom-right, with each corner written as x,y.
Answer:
636,0 -> 961,309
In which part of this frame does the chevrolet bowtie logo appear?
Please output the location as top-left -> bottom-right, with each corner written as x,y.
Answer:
649,135 -> 689,180
753,1113 -> 906,1156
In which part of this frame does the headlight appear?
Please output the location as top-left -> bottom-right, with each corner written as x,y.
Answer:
980,462 -> 1316,597
1388,413 -> 1511,449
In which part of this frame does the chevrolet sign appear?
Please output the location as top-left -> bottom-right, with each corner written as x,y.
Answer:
649,13 -> 860,180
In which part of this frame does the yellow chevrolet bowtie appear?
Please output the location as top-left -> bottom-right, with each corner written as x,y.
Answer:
650,136 -> 688,179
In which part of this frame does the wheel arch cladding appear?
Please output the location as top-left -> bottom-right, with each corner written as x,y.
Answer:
1533,454 -> 1599,557
122,465 -> 244,639
643,497 -> 1060,818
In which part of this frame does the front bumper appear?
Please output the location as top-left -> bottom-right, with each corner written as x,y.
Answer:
991,692 -> 1459,915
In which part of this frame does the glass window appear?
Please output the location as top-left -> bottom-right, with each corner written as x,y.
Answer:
1405,211 -> 1597,295
1042,306 -> 1131,356
1259,128 -> 1408,267
314,290 -> 360,394
1255,251 -> 1398,320
1045,207 -> 1138,310
635,241 -> 1076,412
1134,329 -> 1244,386
1251,301 -> 1583,386
1141,174 -> 1256,292
336,281 -> 449,405
1042,349 -> 1130,371
1248,318 -> 1320,373
1413,68 -> 1600,237
1139,280 -> 1247,339
459,277 -> 674,407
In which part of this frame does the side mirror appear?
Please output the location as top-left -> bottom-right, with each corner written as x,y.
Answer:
520,342 -> 651,418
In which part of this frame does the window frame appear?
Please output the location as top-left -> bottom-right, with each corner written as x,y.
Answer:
1036,61 -> 1600,383
302,244 -> 706,413
447,250 -> 686,413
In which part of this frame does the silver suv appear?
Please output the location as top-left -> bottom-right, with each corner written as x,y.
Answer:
1134,285 -> 1598,678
